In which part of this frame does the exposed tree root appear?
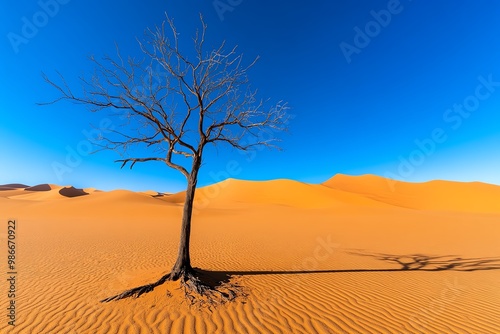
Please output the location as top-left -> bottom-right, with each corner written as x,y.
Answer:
100,268 -> 245,308
100,273 -> 171,303
178,270 -> 244,308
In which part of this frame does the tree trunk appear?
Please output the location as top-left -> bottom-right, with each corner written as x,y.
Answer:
170,157 -> 201,280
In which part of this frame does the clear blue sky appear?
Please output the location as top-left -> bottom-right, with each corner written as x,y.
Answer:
1,0 -> 500,192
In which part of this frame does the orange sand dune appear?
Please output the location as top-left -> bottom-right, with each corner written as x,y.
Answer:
8,188 -> 65,201
1,175 -> 499,333
166,178 -> 397,209
325,174 -> 500,213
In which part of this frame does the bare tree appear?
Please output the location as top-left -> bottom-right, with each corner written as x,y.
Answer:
41,15 -> 288,305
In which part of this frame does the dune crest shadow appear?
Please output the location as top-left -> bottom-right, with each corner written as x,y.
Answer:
59,186 -> 89,198
25,184 -> 52,191
0,183 -> 29,190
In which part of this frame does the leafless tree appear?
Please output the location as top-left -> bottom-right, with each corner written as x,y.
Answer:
41,15 -> 288,305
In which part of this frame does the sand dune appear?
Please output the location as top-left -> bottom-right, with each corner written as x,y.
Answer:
24,184 -> 57,191
1,175 -> 499,333
6,186 -> 91,201
325,174 -> 500,213
141,190 -> 161,196
166,178 -> 400,210
8,190 -> 63,201
0,183 -> 29,190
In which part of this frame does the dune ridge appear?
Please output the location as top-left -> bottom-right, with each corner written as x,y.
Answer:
3,175 -> 500,212
25,184 -> 56,191
324,174 -> 500,213
0,183 -> 29,190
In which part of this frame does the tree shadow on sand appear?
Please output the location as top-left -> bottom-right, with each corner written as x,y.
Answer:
345,251 -> 500,272
101,253 -> 500,306
191,253 -> 500,293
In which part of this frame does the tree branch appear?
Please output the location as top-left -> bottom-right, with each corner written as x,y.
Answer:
40,13 -> 289,181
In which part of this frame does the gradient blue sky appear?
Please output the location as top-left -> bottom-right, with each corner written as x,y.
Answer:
1,0 -> 500,192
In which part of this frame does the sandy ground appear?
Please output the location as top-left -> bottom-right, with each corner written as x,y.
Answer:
1,175 -> 499,333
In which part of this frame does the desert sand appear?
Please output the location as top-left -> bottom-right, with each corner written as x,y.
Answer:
1,174 -> 499,333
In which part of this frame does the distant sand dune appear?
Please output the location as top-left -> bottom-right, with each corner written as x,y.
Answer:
166,178 -> 398,210
0,187 -> 21,191
0,183 -> 29,190
324,174 -> 500,213
4,175 -> 500,212
25,184 -> 56,191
